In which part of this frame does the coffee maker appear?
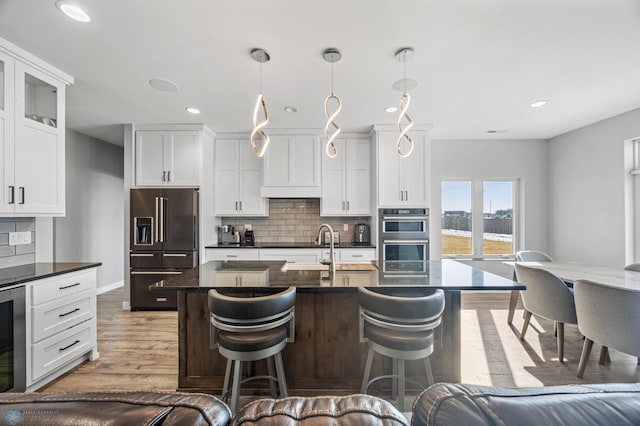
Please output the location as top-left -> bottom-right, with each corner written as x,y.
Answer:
218,225 -> 238,245
353,223 -> 371,245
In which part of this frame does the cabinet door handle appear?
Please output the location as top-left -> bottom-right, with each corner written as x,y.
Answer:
235,201 -> 238,210
167,171 -> 171,182
406,191 -> 409,201
155,297 -> 168,302
342,201 -> 345,210
400,190 -> 404,201
346,201 -> 350,211
19,187 -> 25,204
8,186 -> 14,204
239,201 -> 242,211
59,307 -> 81,318
162,171 -> 167,182
59,340 -> 80,352
59,282 -> 81,290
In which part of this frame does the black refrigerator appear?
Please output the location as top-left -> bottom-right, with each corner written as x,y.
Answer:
129,188 -> 198,310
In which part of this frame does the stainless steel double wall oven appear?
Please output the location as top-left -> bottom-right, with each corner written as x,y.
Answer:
379,208 -> 429,274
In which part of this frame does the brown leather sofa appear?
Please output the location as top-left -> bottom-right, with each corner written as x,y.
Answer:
412,382 -> 640,425
3,383 -> 640,425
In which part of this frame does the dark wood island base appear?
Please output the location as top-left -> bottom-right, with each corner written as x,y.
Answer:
151,260 -> 523,395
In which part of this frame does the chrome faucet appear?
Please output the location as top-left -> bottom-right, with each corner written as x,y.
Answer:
316,223 -> 336,277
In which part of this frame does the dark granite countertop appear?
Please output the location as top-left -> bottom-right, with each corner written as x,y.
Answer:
150,260 -> 523,291
205,243 -> 375,249
0,262 -> 102,290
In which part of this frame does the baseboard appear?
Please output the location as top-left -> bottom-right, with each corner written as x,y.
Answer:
122,301 -> 131,310
97,280 -> 124,295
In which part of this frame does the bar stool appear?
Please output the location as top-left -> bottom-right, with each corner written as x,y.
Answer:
208,287 -> 296,414
357,287 -> 445,411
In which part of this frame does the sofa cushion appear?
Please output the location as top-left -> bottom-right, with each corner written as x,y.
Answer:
412,383 -> 640,426
232,394 -> 408,425
0,391 -> 231,426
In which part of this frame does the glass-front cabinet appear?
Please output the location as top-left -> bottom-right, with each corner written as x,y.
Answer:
0,37 -> 70,216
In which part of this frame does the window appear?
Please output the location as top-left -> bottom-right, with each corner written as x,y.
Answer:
442,179 -> 518,258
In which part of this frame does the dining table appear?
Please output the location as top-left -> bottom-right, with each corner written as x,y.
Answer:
503,261 -> 640,325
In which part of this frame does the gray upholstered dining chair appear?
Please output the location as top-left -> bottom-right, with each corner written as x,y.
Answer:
624,263 -> 640,272
357,287 -> 445,412
209,287 -> 296,414
508,251 -> 554,324
574,279 -> 640,378
514,263 -> 577,363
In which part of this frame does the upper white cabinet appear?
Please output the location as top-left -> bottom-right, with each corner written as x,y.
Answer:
375,126 -> 431,207
135,130 -> 201,186
261,132 -> 321,198
0,38 -> 72,217
321,138 -> 371,216
214,139 -> 267,216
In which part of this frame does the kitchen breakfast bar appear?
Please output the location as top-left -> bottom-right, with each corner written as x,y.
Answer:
150,260 -> 523,395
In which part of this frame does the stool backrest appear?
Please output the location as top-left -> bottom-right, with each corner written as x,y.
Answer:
208,287 -> 296,347
357,288 -> 445,340
514,263 -> 576,324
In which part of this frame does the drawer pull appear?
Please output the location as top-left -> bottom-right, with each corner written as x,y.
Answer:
59,340 -> 80,352
352,254 -> 363,258
59,282 -> 81,290
131,253 -> 155,257
156,297 -> 168,302
163,253 -> 189,257
131,271 -> 183,275
226,255 -> 238,258
59,308 -> 81,318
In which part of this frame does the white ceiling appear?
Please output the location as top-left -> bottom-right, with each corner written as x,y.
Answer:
1,0 -> 639,146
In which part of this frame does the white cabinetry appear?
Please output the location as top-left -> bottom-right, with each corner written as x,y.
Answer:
376,127 -> 430,207
321,138 -> 371,216
211,270 -> 268,286
135,130 -> 201,186
261,133 -> 321,198
340,248 -> 376,263
25,268 -> 99,391
0,39 -> 72,216
214,139 -> 267,216
206,248 -> 374,264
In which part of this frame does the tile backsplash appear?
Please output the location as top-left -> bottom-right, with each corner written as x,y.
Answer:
221,199 -> 371,245
0,218 -> 36,268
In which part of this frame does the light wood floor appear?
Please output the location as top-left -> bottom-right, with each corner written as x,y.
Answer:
41,288 -> 640,399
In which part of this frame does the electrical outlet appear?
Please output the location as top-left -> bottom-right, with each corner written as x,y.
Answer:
244,223 -> 252,231
9,231 -> 31,246
343,224 -> 348,231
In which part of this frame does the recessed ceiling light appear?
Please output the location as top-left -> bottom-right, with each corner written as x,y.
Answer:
385,106 -> 398,113
185,107 -> 200,115
284,106 -> 298,113
149,78 -> 179,92
530,100 -> 549,108
55,1 -> 91,23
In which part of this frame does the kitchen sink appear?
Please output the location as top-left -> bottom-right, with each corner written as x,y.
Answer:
281,262 -> 377,271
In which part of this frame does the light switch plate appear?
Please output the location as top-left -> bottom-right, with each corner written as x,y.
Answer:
343,224 -> 348,231
9,231 -> 32,246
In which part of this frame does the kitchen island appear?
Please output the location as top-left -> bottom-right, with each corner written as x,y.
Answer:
150,260 -> 523,394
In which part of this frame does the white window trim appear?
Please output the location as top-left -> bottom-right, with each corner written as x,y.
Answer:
441,178 -> 520,260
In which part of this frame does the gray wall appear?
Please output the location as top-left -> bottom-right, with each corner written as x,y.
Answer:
548,108 -> 640,268
54,130 -> 124,292
0,218 -> 35,268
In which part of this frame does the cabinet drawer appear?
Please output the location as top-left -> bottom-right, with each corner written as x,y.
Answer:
31,290 -> 95,343
130,277 -> 177,310
207,249 -> 260,261
31,320 -> 95,382
30,270 -> 96,306
340,249 -> 375,263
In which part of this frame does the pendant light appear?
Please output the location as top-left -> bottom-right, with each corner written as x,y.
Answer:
323,48 -> 342,158
395,47 -> 415,158
250,48 -> 270,157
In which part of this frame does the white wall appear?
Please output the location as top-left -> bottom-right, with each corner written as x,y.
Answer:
54,130 -> 124,292
548,108 -> 640,268
430,139 -> 549,259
